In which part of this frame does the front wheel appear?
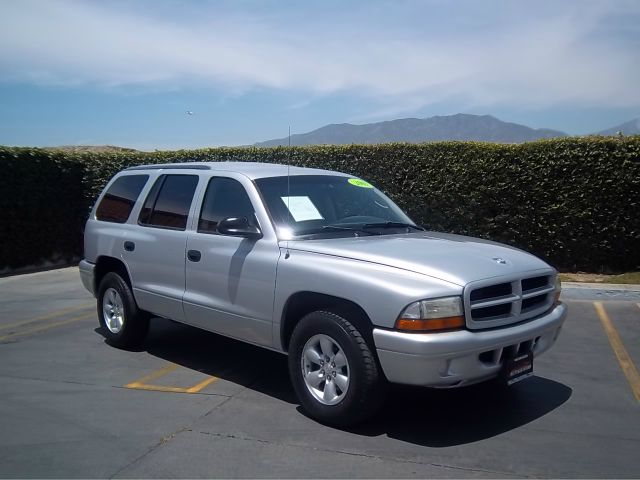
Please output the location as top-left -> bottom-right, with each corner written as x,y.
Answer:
288,311 -> 386,426
97,272 -> 149,348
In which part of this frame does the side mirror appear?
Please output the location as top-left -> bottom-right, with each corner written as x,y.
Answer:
217,217 -> 262,239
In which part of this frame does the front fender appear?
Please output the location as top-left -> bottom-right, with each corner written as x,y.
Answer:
272,248 -> 462,351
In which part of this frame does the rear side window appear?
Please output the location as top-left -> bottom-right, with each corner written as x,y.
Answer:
96,175 -> 149,223
138,174 -> 199,230
198,177 -> 257,233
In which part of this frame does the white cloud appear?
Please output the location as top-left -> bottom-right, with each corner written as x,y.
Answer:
0,0 -> 639,113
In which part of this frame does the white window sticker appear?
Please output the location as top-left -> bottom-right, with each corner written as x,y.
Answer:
280,196 -> 324,222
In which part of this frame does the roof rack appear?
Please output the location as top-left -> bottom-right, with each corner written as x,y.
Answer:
124,164 -> 211,171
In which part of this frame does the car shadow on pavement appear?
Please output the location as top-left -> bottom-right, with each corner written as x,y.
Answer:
116,318 -> 298,404
97,318 -> 572,447
343,376 -> 572,447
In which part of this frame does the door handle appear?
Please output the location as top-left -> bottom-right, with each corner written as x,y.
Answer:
124,241 -> 135,252
187,249 -> 201,262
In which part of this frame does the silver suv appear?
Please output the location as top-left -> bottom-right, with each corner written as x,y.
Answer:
80,162 -> 567,425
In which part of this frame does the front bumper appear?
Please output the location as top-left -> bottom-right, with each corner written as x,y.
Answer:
79,259 -> 96,297
373,302 -> 567,387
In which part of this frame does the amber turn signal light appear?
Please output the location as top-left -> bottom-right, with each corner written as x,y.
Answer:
396,315 -> 465,332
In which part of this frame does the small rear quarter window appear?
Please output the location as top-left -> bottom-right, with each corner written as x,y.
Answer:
96,175 -> 149,223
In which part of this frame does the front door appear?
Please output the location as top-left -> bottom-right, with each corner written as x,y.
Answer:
183,176 -> 280,347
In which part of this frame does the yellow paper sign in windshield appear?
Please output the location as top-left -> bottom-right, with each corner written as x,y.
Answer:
348,178 -> 373,188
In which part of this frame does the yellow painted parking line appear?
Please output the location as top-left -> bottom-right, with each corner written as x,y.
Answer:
125,363 -> 179,387
124,383 -> 190,394
124,362 -> 218,394
0,303 -> 93,331
185,375 -> 219,393
0,313 -> 93,342
594,302 -> 640,402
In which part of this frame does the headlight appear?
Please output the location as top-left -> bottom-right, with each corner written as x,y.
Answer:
554,275 -> 562,304
395,296 -> 465,332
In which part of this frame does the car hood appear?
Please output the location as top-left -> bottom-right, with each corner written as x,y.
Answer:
284,231 -> 553,286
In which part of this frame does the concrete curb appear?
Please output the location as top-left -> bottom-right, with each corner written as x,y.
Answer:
0,265 -> 80,283
0,260 -> 79,279
562,282 -> 640,292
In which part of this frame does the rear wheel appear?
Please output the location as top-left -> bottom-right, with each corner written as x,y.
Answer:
288,311 -> 386,426
97,272 -> 149,348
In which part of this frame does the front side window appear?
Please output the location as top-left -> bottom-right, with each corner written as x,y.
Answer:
138,174 -> 198,230
255,175 -> 416,238
96,175 -> 149,223
198,177 -> 257,234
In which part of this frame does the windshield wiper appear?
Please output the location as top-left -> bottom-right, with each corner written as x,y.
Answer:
362,222 -> 425,231
296,224 -> 378,236
295,222 -> 423,236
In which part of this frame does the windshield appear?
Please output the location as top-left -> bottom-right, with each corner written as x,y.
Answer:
254,175 -> 417,238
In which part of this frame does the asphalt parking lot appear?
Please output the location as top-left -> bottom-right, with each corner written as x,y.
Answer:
0,268 -> 638,478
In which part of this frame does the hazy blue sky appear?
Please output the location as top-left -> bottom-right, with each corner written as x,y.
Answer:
1,0 -> 639,149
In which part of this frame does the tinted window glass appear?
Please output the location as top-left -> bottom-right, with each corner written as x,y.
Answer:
138,175 -> 164,225
139,175 -> 198,230
96,175 -> 148,223
198,177 -> 256,233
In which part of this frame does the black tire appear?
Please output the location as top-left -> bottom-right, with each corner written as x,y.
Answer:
288,311 -> 386,427
97,272 -> 149,348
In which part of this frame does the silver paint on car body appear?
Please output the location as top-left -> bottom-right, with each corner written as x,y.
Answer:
284,232 -> 550,287
183,232 -> 280,347
271,246 -> 462,343
181,171 -> 280,346
82,161 -> 568,388
373,302 -> 566,386
78,259 -> 95,295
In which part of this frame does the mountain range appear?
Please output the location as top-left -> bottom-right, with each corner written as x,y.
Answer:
595,118 -> 640,136
254,114 -> 640,147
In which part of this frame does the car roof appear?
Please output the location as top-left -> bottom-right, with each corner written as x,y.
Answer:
124,161 -> 349,180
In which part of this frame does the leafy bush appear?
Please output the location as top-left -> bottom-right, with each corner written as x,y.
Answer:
1,136 -> 638,272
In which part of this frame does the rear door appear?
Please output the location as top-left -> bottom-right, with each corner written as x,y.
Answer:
183,175 -> 280,347
125,173 -> 200,321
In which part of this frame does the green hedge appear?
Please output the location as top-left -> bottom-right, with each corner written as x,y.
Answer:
1,136 -> 638,273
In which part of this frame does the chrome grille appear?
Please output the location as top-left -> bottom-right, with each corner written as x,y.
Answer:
464,272 -> 556,330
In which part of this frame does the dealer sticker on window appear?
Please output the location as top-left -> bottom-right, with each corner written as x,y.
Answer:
281,196 -> 324,222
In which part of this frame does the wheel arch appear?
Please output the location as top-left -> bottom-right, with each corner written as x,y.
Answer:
280,291 -> 375,353
94,256 -> 133,294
